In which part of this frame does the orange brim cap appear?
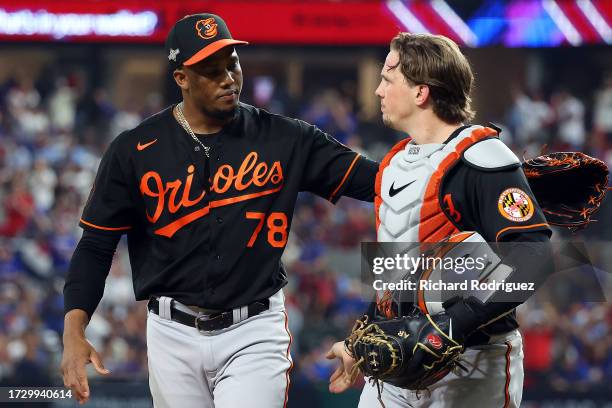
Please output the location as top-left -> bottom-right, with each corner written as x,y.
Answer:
184,38 -> 249,66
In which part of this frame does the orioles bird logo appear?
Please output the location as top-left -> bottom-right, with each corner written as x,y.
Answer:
196,18 -> 218,40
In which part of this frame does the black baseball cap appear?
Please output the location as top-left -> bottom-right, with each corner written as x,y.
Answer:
165,13 -> 248,69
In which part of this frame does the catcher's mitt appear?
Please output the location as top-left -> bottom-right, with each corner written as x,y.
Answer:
523,152 -> 609,230
344,310 -> 465,394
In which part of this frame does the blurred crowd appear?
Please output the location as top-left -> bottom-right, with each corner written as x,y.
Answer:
519,301 -> 612,393
505,78 -> 612,161
0,62 -> 611,399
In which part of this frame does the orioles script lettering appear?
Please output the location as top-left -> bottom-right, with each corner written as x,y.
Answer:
139,152 -> 284,237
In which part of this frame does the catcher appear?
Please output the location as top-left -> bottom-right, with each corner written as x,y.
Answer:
326,33 -> 608,408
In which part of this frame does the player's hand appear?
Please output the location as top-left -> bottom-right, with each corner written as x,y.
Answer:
325,341 -> 360,393
60,333 -> 109,405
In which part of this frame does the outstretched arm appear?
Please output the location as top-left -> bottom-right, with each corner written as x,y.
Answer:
61,230 -> 120,404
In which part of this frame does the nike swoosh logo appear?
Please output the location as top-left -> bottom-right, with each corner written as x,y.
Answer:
389,180 -> 416,197
137,139 -> 158,151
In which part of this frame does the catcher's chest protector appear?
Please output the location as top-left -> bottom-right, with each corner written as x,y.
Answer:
375,125 -> 498,243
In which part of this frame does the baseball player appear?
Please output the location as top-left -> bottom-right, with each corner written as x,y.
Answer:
60,13 -> 379,407
326,33 -> 553,407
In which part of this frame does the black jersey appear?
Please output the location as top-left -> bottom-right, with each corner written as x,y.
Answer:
441,158 -> 551,242
440,151 -> 552,339
75,103 -> 378,310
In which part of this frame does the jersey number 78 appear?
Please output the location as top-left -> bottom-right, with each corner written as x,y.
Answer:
245,212 -> 288,248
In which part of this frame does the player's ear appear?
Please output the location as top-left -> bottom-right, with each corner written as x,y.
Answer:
173,67 -> 189,91
414,84 -> 430,107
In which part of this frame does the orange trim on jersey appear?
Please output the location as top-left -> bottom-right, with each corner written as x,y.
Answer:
282,310 -> 294,408
495,223 -> 549,242
418,127 -> 498,242
329,153 -> 361,202
504,341 -> 512,408
154,185 -> 284,238
79,218 -> 132,231
375,138 -> 411,231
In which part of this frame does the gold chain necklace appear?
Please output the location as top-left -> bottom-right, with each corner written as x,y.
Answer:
175,102 -> 211,158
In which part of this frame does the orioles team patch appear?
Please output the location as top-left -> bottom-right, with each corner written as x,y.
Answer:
498,188 -> 534,222
196,18 -> 218,40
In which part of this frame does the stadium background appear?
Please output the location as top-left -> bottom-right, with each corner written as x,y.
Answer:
0,0 -> 611,406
